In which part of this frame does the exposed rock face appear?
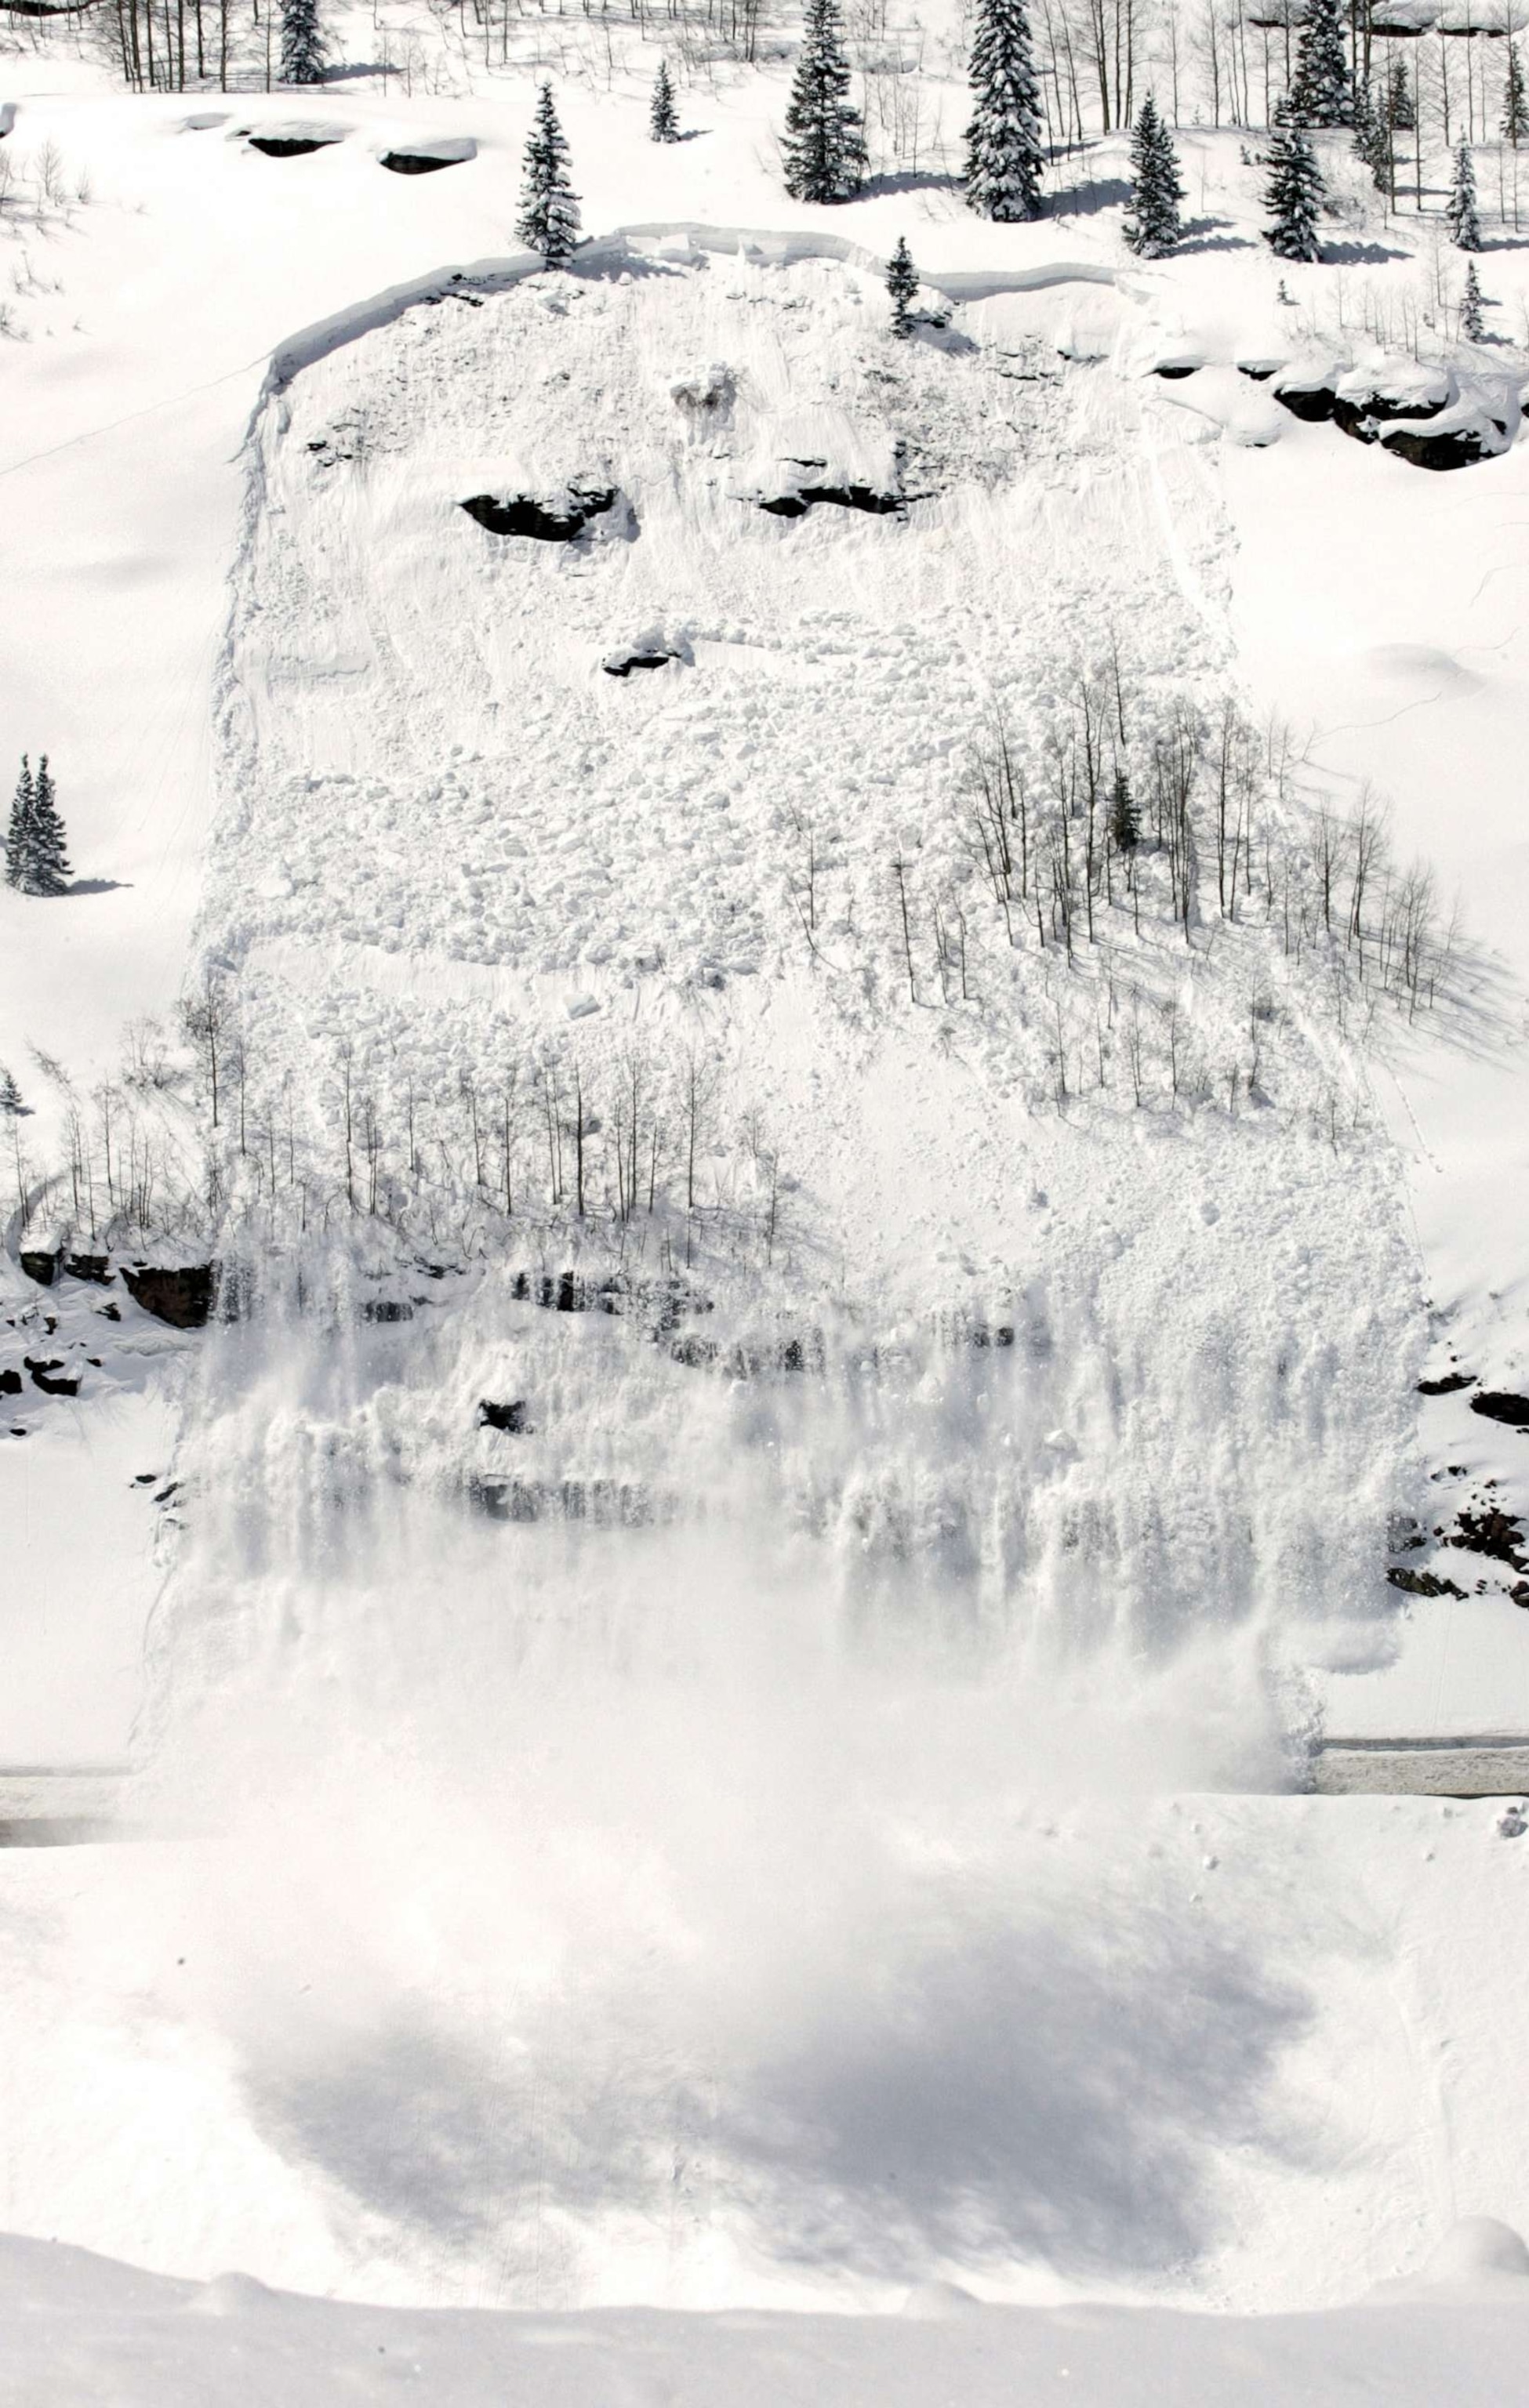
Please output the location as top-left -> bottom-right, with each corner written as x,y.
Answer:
19,1249 -> 59,1287
25,1356 -> 78,1397
122,1264 -> 216,1329
65,1253 -> 112,1285
1418,1370 -> 1474,1395
478,1398 -> 531,1434
759,484 -> 903,519
1387,1565 -> 1467,1598
603,649 -> 677,677
249,134 -> 340,158
460,487 -> 619,541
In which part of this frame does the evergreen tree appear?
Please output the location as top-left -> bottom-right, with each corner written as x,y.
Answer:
1386,54 -> 1416,132
1108,765 -> 1140,853
650,56 -> 680,143
3,756 -> 32,890
886,234 -> 919,335
25,756 -> 69,896
1288,0 -> 1351,127
782,0 -> 866,203
1504,43 -> 1529,148
279,0 -> 326,86
1263,124 -> 1325,263
1447,139 -> 1483,250
518,85 -> 582,267
1353,77 -> 1392,196
0,1067 -> 21,1115
964,0 -> 1045,222
1462,258 -> 1487,340
1123,94 -> 1185,256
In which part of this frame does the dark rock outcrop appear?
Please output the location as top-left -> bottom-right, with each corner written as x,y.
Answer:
1379,423 -> 1502,472
380,150 -> 459,174
0,1368 -> 20,1396
19,1249 -> 59,1287
461,487 -> 617,541
1470,1391 -> 1529,1430
1271,381 -> 1337,423
1418,1370 -> 1474,1395
65,1253 -> 112,1285
25,1356 -> 78,1397
1387,1565 -> 1467,1599
603,650 -> 677,678
122,1264 -> 215,1329
760,484 -> 903,520
478,1398 -> 531,1434
249,134 -> 340,158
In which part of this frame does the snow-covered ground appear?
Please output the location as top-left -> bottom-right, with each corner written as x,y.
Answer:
7,3 -> 1529,2391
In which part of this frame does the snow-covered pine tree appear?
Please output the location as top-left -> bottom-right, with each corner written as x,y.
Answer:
964,0 -> 1045,222
1505,44 -> 1529,147
1462,258 -> 1487,339
1386,55 -> 1416,132
1353,78 -> 1391,195
25,756 -> 70,896
518,85 -> 582,267
650,56 -> 680,143
1263,125 -> 1325,263
279,0 -> 326,86
4,756 -> 34,890
782,0 -> 867,204
886,234 -> 919,335
1288,0 -> 1351,127
1108,765 -> 1140,852
0,1067 -> 21,1115
1123,94 -> 1185,256
1447,140 -> 1483,250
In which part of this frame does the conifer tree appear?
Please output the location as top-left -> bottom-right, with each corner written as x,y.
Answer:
1263,124 -> 1325,263
279,0 -> 326,86
964,0 -> 1045,222
3,756 -> 33,890
0,1067 -> 21,1115
886,234 -> 919,335
1462,258 -> 1487,340
1123,94 -> 1185,256
650,56 -> 680,143
25,756 -> 70,896
782,0 -> 867,203
518,84 -> 582,267
1447,140 -> 1483,250
1353,78 -> 1391,196
1288,0 -> 1351,127
1505,43 -> 1529,147
1108,765 -> 1140,853
1386,54 -> 1416,132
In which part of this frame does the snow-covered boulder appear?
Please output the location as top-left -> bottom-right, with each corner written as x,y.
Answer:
1270,354 -> 1346,422
1333,355 -> 1455,439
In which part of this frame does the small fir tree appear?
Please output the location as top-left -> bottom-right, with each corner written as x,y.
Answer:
964,0 -> 1045,222
4,756 -> 33,890
1108,765 -> 1140,853
886,234 -> 919,335
279,0 -> 326,86
25,756 -> 70,896
1263,124 -> 1325,263
1505,43 -> 1529,147
1353,78 -> 1392,196
782,0 -> 867,203
1386,55 -> 1416,132
1462,258 -> 1487,340
1447,140 -> 1483,250
0,1067 -> 22,1115
518,85 -> 582,267
650,56 -> 680,143
1123,94 -> 1185,256
1288,0 -> 1351,127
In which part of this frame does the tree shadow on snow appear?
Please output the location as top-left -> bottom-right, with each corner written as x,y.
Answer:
861,167 -> 964,201
1320,238 -> 1410,265
1175,221 -> 1259,255
1051,174 -> 1131,218
61,877 -> 129,898
234,1876 -> 1317,2287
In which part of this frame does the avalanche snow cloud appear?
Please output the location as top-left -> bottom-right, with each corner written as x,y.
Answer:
134,245 -> 1425,2300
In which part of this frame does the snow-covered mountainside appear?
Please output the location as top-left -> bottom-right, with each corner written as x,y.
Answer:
6,0 -> 1529,2391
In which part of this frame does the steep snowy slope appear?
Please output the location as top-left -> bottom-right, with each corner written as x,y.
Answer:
5,17 -> 1529,2366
